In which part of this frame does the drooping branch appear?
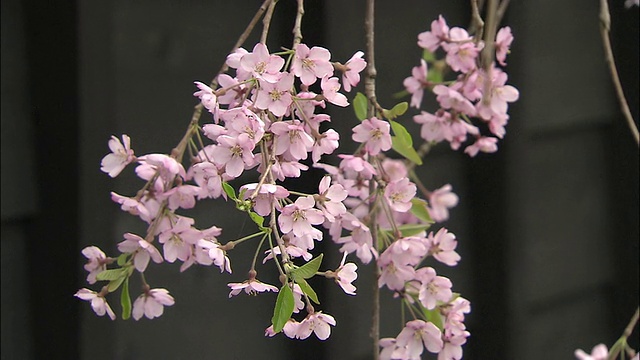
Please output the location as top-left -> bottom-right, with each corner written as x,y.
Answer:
292,0 -> 305,48
261,0 -> 278,44
364,1 -> 380,359
599,0 -> 639,146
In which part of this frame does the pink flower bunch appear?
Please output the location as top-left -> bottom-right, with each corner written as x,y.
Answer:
406,16 -> 519,156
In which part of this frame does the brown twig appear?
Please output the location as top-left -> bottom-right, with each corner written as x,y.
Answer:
599,0 -> 640,146
481,0 -> 498,105
495,0 -> 511,26
292,0 -> 305,48
470,0 -> 485,40
364,1 -> 380,358
261,0 -> 278,44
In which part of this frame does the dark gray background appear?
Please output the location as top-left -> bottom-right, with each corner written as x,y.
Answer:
2,0 -> 638,359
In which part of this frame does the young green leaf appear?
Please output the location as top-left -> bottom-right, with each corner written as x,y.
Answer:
422,306 -> 444,331
222,182 -> 237,200
410,198 -> 434,224
96,268 -> 127,282
422,49 -> 436,62
117,253 -> 128,266
353,92 -> 368,121
390,102 -> 409,118
384,223 -> 431,237
107,275 -> 126,292
390,121 -> 423,165
121,277 -> 132,320
290,253 -> 324,280
296,278 -> 319,304
427,68 -> 443,84
271,284 -> 295,333
249,211 -> 264,228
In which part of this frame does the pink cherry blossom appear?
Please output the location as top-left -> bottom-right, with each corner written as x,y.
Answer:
100,135 -> 134,178
428,184 -> 459,222
574,344 -> 609,360
427,228 -> 460,266
464,136 -> 498,157
75,288 -> 116,320
416,267 -> 453,310
240,43 -> 284,83
338,154 -> 377,179
278,196 -> 324,239
163,184 -> 200,211
193,81 -> 219,119
157,216 -> 201,263
188,161 -> 224,200
335,221 -> 378,264
240,183 -> 290,216
341,51 -> 367,92
82,246 -> 108,284
132,288 -> 175,320
227,277 -> 279,297
135,153 -> 186,184
418,15 -> 450,51
432,85 -> 476,116
404,59 -> 429,109
321,75 -> 349,107
316,175 -> 348,221
414,110 -> 450,143
394,320 -> 444,357
291,43 -> 334,85
495,27 -> 514,66
384,178 -> 417,213
255,73 -> 294,117
378,260 -> 416,291
270,119 -> 314,160
117,233 -> 163,272
296,312 -> 337,340
311,128 -> 340,163
335,252 -> 358,295
352,117 -> 392,156
210,135 -> 257,178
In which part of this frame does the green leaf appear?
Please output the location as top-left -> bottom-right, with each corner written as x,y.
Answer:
390,121 -> 423,165
121,277 -> 132,320
290,253 -> 324,280
383,102 -> 409,120
222,182 -> 236,200
410,198 -> 433,224
387,224 -> 431,237
423,307 -> 444,331
427,68 -> 443,84
117,253 -> 128,266
271,284 -> 295,333
249,211 -> 264,228
353,92 -> 368,121
107,275 -> 126,292
96,268 -> 127,281
296,278 -> 319,304
422,49 -> 436,62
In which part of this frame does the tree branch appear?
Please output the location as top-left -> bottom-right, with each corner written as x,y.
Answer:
599,0 -> 639,146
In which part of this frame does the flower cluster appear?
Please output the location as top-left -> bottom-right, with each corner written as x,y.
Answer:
76,8 -> 518,359
405,16 -> 519,157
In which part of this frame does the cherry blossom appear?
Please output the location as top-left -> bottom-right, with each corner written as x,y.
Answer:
132,288 -> 175,320
193,81 -> 219,119
464,136 -> 498,157
384,178 -> 417,213
574,344 -> 609,360
291,44 -> 333,86
296,312 -> 337,340
334,252 -> 358,295
100,134 -> 134,178
352,117 -> 392,156
227,277 -> 279,297
240,43 -> 284,83
255,73 -> 294,117
340,51 -> 367,92
416,267 -> 453,310
321,75 -> 349,107
278,196 -> 324,239
428,184 -> 459,222
495,27 -> 514,66
75,288 -> 116,320
418,15 -> 450,52
117,233 -> 163,272
427,228 -> 461,266
82,246 -> 109,284
394,320 -> 444,357
404,59 -> 429,109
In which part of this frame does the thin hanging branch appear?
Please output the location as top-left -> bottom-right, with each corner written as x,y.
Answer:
261,0 -> 278,44
292,0 -> 305,48
599,0 -> 639,146
364,1 -> 380,359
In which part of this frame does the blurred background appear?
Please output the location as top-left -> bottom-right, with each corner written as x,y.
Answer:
2,0 -> 638,359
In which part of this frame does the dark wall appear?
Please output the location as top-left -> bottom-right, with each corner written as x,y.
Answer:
1,1 -> 637,359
